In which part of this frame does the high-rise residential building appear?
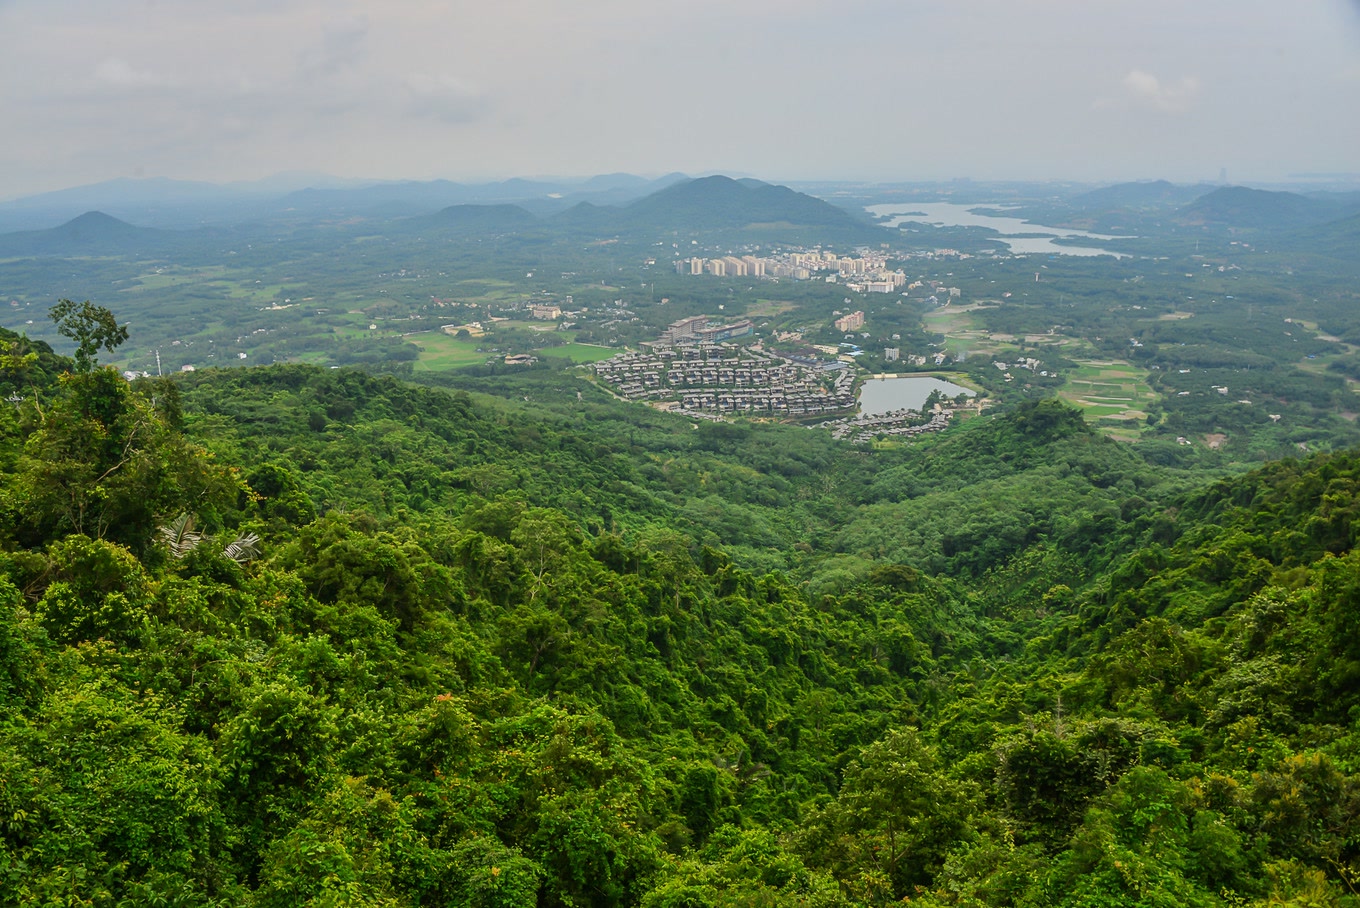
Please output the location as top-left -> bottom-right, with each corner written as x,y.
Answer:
834,310 -> 865,332
721,256 -> 748,277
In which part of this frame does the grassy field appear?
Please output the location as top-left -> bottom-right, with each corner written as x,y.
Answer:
1059,360 -> 1157,428
746,299 -> 799,317
538,343 -> 618,364
412,332 -> 492,370
922,303 -> 1006,357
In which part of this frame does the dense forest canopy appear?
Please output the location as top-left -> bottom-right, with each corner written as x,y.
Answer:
3,300 -> 1360,907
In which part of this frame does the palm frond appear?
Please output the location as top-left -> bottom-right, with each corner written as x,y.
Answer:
223,532 -> 262,565
158,512 -> 203,559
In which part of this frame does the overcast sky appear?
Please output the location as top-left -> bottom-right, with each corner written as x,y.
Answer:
1,0 -> 1357,199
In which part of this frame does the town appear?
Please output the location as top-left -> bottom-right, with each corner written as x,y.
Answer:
674,249 -> 912,294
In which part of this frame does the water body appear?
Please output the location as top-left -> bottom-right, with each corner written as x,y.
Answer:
858,376 -> 975,416
865,201 -> 1131,258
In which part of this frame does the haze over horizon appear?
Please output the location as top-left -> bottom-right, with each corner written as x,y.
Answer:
2,0 -> 1358,202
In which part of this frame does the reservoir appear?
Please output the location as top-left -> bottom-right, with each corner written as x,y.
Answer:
864,201 -> 1131,258
858,375 -> 975,416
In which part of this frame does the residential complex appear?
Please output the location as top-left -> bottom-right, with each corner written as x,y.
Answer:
834,310 -> 865,332
655,315 -> 755,345
675,249 -> 905,291
589,315 -> 979,441
592,342 -> 856,418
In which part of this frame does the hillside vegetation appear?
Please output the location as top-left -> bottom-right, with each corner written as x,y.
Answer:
2,330 -> 1360,906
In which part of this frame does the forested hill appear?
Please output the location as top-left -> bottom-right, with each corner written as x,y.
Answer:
0,210 -> 170,256
3,352 -> 1360,906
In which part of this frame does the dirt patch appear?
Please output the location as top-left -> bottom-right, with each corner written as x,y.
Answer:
1204,433 -> 1227,450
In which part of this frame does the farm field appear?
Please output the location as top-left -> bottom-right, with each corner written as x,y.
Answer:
1058,359 -> 1157,428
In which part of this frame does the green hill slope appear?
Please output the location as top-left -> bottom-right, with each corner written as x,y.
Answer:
2,345 -> 1360,906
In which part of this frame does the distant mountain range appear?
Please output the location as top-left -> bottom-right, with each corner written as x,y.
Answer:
7,176 -> 1359,257
0,175 -> 889,253
1056,181 -> 1360,242
0,172 -> 694,232
0,210 -> 173,256
1172,186 -> 1360,230
614,175 -> 876,231
542,175 -> 883,240
1072,180 -> 1218,210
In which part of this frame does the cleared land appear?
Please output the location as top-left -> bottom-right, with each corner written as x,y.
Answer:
746,299 -> 799,317
413,332 -> 491,370
538,343 -> 618,364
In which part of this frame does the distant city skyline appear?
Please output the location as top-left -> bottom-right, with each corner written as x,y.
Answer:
1,0 -> 1357,201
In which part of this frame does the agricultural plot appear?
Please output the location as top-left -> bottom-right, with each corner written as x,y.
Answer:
1059,360 -> 1157,427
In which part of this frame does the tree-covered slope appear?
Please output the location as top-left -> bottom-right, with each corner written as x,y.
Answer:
2,346 -> 1360,906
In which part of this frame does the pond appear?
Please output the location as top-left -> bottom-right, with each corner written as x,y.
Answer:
858,375 -> 975,416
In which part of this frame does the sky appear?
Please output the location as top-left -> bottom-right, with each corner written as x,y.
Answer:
1,0 -> 1358,200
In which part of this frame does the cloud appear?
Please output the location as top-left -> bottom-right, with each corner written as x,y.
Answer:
1119,69 -> 1202,113
402,73 -> 489,124
93,58 -> 169,90
1,0 -> 1355,194
299,13 -> 369,77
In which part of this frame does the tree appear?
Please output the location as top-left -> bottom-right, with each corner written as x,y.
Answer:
10,368 -> 239,549
798,729 -> 975,900
49,299 -> 129,373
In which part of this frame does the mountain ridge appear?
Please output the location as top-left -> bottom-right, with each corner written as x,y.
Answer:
1174,185 -> 1360,230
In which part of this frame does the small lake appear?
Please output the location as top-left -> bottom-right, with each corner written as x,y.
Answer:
865,201 -> 1131,258
858,376 -> 975,416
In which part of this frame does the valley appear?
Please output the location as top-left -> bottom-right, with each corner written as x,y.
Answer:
1,174 -> 1360,906
4,176 -> 1359,462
